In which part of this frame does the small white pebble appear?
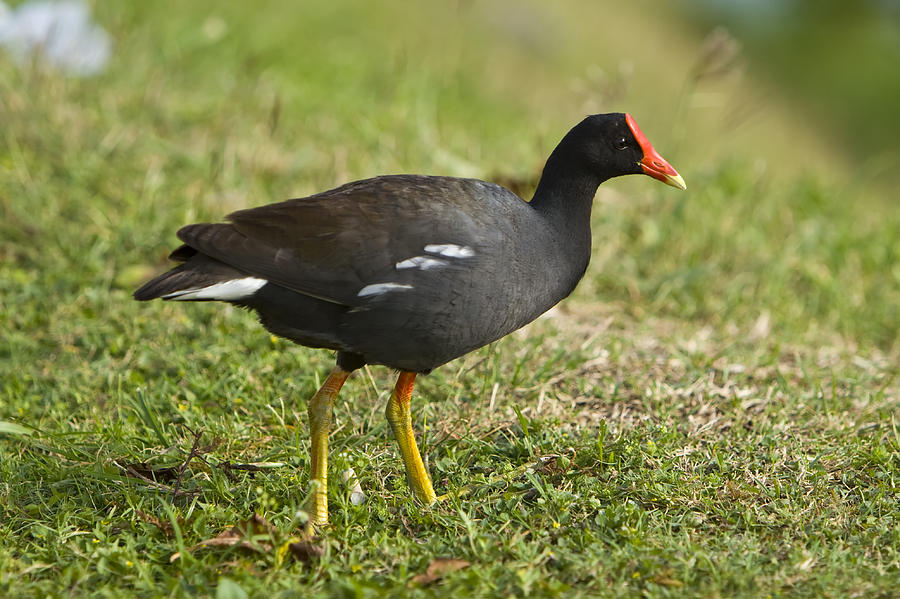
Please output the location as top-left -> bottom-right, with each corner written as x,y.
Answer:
341,467 -> 366,506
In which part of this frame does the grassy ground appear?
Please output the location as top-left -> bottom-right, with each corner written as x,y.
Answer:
1,1 -> 898,597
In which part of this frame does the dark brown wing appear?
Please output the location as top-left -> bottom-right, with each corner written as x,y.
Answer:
176,175 -> 512,307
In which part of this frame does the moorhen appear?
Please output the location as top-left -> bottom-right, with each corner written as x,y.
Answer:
135,112 -> 685,527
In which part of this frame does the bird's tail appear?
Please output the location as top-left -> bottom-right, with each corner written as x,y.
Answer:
133,247 -> 258,301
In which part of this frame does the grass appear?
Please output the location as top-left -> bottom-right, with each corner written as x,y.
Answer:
1,1 -> 898,597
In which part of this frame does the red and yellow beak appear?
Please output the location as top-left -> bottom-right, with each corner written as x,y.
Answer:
626,113 -> 686,190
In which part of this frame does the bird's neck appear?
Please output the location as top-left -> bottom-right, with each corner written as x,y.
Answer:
529,151 -> 603,255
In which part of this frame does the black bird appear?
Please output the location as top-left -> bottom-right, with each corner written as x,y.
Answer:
135,112 -> 685,527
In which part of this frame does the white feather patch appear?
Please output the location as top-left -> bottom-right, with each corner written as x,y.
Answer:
357,282 -> 413,297
424,243 -> 475,258
395,256 -> 448,270
163,277 -> 268,301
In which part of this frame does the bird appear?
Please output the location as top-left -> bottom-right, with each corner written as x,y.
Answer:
134,112 -> 685,528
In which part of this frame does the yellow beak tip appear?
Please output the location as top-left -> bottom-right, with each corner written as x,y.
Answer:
667,173 -> 687,191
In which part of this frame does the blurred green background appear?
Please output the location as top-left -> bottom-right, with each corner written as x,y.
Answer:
687,0 -> 900,178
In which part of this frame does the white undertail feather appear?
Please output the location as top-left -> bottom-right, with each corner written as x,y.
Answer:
163,277 -> 268,301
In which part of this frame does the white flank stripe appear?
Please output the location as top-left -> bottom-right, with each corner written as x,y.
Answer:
424,243 -> 475,258
395,256 -> 447,270
357,282 -> 413,297
163,277 -> 268,301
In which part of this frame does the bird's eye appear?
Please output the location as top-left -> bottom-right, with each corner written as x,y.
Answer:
614,137 -> 628,151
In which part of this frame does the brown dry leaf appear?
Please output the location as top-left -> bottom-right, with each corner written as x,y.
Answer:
411,558 -> 472,585
288,540 -> 325,562
239,513 -> 277,536
134,509 -> 176,538
170,514 -> 275,562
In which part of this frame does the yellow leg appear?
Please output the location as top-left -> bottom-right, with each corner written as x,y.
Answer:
306,366 -> 350,529
385,371 -> 437,504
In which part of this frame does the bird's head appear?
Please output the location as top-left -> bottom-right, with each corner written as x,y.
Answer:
566,112 -> 686,190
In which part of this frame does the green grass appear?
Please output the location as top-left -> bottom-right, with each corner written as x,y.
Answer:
1,1 -> 898,597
